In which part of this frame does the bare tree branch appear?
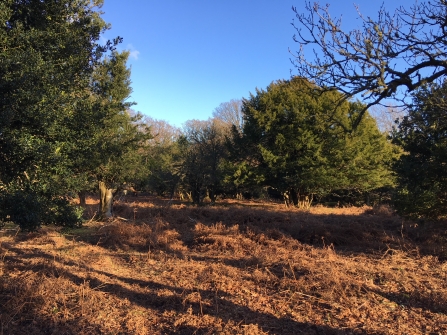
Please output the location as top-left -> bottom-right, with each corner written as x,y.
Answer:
291,1 -> 447,126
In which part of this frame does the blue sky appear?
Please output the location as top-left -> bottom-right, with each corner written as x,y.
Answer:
101,1 -> 409,127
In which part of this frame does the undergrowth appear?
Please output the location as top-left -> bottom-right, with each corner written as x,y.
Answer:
0,197 -> 446,334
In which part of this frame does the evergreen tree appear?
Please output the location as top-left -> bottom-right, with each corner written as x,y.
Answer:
88,52 -> 150,218
178,119 -> 227,205
0,0 -> 112,230
144,118 -> 182,197
232,77 -> 396,207
393,81 -> 447,219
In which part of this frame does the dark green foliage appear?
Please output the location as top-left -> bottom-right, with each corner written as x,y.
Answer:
86,52 -> 151,219
0,187 -> 82,232
0,0 -> 112,229
132,117 -> 180,196
89,52 -> 151,191
146,144 -> 181,196
0,190 -> 42,231
1,0 -> 108,170
393,81 -> 447,219
231,77 -> 396,205
178,120 -> 227,205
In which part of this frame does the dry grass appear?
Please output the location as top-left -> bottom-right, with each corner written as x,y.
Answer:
1,196 -> 447,334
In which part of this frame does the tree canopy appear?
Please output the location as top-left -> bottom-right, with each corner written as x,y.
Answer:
291,0 -> 447,126
212,99 -> 244,132
393,80 -> 447,219
0,0 -> 125,229
178,119 -> 227,205
231,77 -> 397,206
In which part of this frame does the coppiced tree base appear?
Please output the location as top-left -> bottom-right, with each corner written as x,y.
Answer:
99,181 -> 114,219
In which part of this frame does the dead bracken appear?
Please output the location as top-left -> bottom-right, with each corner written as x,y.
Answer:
1,196 -> 446,334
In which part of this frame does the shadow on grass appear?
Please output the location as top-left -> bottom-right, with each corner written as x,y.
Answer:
87,199 -> 447,261
370,288 -> 447,314
0,245 -> 385,335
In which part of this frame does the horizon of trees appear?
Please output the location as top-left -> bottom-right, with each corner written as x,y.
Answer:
2,0 -> 447,231
142,78 -> 399,207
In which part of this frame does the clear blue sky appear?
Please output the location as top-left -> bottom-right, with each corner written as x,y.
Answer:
101,0 -> 410,127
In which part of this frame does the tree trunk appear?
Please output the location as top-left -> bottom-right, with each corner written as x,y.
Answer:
99,181 -> 113,219
191,182 -> 204,205
283,191 -> 290,207
192,188 -> 201,205
78,191 -> 86,207
290,188 -> 299,206
365,192 -> 371,206
208,188 -> 217,204
298,194 -> 313,209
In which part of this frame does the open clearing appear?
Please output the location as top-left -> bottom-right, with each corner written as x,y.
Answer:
1,197 -> 447,334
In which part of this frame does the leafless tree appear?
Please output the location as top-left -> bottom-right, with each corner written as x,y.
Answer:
291,0 -> 447,126
212,99 -> 244,132
143,116 -> 181,146
369,105 -> 406,134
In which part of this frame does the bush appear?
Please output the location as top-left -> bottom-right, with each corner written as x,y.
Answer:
0,189 -> 83,232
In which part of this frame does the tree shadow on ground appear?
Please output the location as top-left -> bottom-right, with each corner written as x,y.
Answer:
370,288 -> 447,315
105,199 -> 447,260
0,245 -> 385,335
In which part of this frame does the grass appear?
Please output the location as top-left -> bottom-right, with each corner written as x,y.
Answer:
1,196 -> 446,334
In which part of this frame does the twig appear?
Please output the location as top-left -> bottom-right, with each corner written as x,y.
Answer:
281,289 -> 344,310
288,261 -> 297,281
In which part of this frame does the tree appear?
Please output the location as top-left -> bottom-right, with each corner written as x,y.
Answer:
0,0 -> 113,230
179,119 -> 227,205
88,52 -> 151,218
291,1 -> 447,126
96,111 -> 150,218
232,77 -> 396,207
142,117 -> 181,197
393,80 -> 447,219
369,105 -> 405,135
144,117 -> 181,147
212,99 -> 244,132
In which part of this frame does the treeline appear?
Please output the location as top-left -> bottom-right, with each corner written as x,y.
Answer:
120,80 -> 447,223
143,78 -> 398,209
1,1 -> 446,232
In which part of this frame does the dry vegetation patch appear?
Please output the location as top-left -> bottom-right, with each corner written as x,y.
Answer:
1,197 -> 447,334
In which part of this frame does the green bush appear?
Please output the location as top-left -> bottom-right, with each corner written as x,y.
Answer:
392,81 -> 447,219
0,190 -> 83,232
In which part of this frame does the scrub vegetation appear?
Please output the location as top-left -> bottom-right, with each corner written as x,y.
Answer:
1,196 -> 447,334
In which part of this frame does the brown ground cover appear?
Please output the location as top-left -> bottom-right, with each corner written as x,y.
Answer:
1,196 -> 447,334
